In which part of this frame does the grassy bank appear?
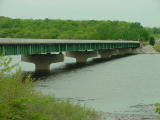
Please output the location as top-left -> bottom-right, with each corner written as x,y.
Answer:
0,56 -> 100,120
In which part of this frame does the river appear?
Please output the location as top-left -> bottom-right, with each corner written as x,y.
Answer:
12,54 -> 160,114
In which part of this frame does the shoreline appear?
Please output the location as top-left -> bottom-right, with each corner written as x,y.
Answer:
135,45 -> 159,54
101,103 -> 159,120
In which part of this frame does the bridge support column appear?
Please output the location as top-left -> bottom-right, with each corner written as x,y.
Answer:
21,54 -> 64,73
98,49 -> 119,59
66,51 -> 98,64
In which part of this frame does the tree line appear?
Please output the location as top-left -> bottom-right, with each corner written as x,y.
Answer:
0,16 -> 159,41
146,27 -> 160,39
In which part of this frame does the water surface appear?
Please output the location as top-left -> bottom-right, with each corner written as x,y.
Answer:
13,54 -> 160,112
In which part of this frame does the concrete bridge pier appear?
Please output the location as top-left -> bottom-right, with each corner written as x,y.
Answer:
66,51 -> 98,64
98,49 -> 119,59
21,54 -> 64,73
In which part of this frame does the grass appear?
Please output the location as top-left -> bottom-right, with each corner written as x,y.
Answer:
0,56 -> 100,120
154,44 -> 160,52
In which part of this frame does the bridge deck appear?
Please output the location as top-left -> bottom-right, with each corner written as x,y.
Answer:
0,38 -> 140,55
0,38 -> 139,44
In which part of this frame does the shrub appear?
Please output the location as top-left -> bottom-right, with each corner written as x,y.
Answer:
149,36 -> 155,46
0,56 -> 100,120
155,103 -> 160,114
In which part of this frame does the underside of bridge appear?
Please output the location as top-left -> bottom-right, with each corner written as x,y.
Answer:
20,48 -> 135,73
66,51 -> 98,64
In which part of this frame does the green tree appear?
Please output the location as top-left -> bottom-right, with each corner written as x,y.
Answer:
0,16 -> 150,41
149,36 -> 155,46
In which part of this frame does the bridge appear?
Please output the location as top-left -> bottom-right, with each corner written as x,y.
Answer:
0,38 -> 140,73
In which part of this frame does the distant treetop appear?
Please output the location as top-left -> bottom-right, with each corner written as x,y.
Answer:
0,16 -> 151,41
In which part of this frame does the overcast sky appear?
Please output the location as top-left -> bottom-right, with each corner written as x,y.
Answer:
0,0 -> 160,27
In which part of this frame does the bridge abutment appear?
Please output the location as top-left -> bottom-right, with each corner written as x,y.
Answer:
66,51 -> 98,64
21,54 -> 64,73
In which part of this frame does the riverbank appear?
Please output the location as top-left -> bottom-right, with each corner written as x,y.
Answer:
0,56 -> 100,120
135,45 -> 159,54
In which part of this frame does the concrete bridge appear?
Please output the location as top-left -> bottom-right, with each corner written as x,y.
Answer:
0,38 -> 140,73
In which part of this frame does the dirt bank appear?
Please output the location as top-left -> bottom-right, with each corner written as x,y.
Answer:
135,45 -> 159,54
